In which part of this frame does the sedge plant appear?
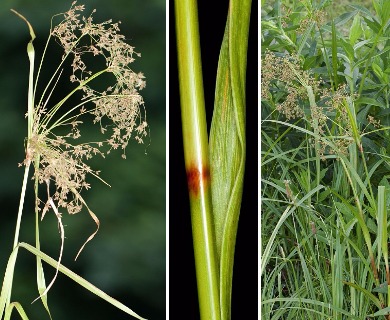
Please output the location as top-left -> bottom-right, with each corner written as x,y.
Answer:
0,2 -> 148,319
174,0 -> 251,319
262,0 -> 390,318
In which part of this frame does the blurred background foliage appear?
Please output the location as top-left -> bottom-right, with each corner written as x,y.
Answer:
0,0 -> 165,319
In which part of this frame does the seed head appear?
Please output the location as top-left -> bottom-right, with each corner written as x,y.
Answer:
22,2 -> 148,255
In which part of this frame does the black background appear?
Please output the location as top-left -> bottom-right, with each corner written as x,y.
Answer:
169,0 -> 258,318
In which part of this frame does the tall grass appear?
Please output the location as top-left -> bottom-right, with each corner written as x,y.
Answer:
261,0 -> 390,318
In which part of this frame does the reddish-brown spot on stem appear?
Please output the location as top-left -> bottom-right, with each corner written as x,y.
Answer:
186,165 -> 210,197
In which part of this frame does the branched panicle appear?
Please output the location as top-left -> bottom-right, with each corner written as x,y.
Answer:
27,131 -> 104,215
261,52 -> 307,120
262,51 -> 355,158
51,1 -> 147,148
25,1 -> 147,217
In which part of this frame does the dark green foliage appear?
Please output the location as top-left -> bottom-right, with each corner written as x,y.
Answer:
262,0 -> 390,318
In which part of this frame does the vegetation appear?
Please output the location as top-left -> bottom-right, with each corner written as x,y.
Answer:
261,0 -> 390,318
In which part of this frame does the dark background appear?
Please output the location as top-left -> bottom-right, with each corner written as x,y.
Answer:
169,0 -> 258,318
0,1 -> 165,319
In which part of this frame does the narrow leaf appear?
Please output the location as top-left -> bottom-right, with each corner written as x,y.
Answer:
19,243 -> 146,320
332,20 -> 339,88
34,164 -> 52,319
377,186 -> 387,270
4,302 -> 29,320
344,281 -> 382,309
0,248 -> 19,319
209,1 -> 251,319
369,305 -> 390,317
261,185 -> 324,275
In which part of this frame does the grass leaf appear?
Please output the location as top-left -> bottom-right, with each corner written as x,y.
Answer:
261,185 -> 324,275
209,0 -> 251,319
368,305 -> 390,317
18,243 -> 146,320
262,297 -> 362,319
331,20 -> 339,88
4,302 -> 29,320
344,281 -> 382,309
34,160 -> 52,319
0,248 -> 19,319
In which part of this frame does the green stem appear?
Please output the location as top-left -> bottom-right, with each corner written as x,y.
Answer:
174,0 -> 220,319
306,85 -> 320,203
13,164 -> 31,250
12,9 -> 36,249
5,10 -> 36,313
6,164 -> 31,311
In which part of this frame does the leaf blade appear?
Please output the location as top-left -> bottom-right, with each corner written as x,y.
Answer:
19,243 -> 146,320
209,1 -> 251,319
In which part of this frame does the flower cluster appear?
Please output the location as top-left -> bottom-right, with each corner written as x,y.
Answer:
261,52 -> 310,120
296,9 -> 327,33
262,51 -> 354,158
367,115 -> 381,129
25,2 -> 147,224
51,1 -> 147,150
279,4 -> 327,33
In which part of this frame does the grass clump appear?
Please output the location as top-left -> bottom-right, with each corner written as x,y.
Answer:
261,0 -> 390,319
